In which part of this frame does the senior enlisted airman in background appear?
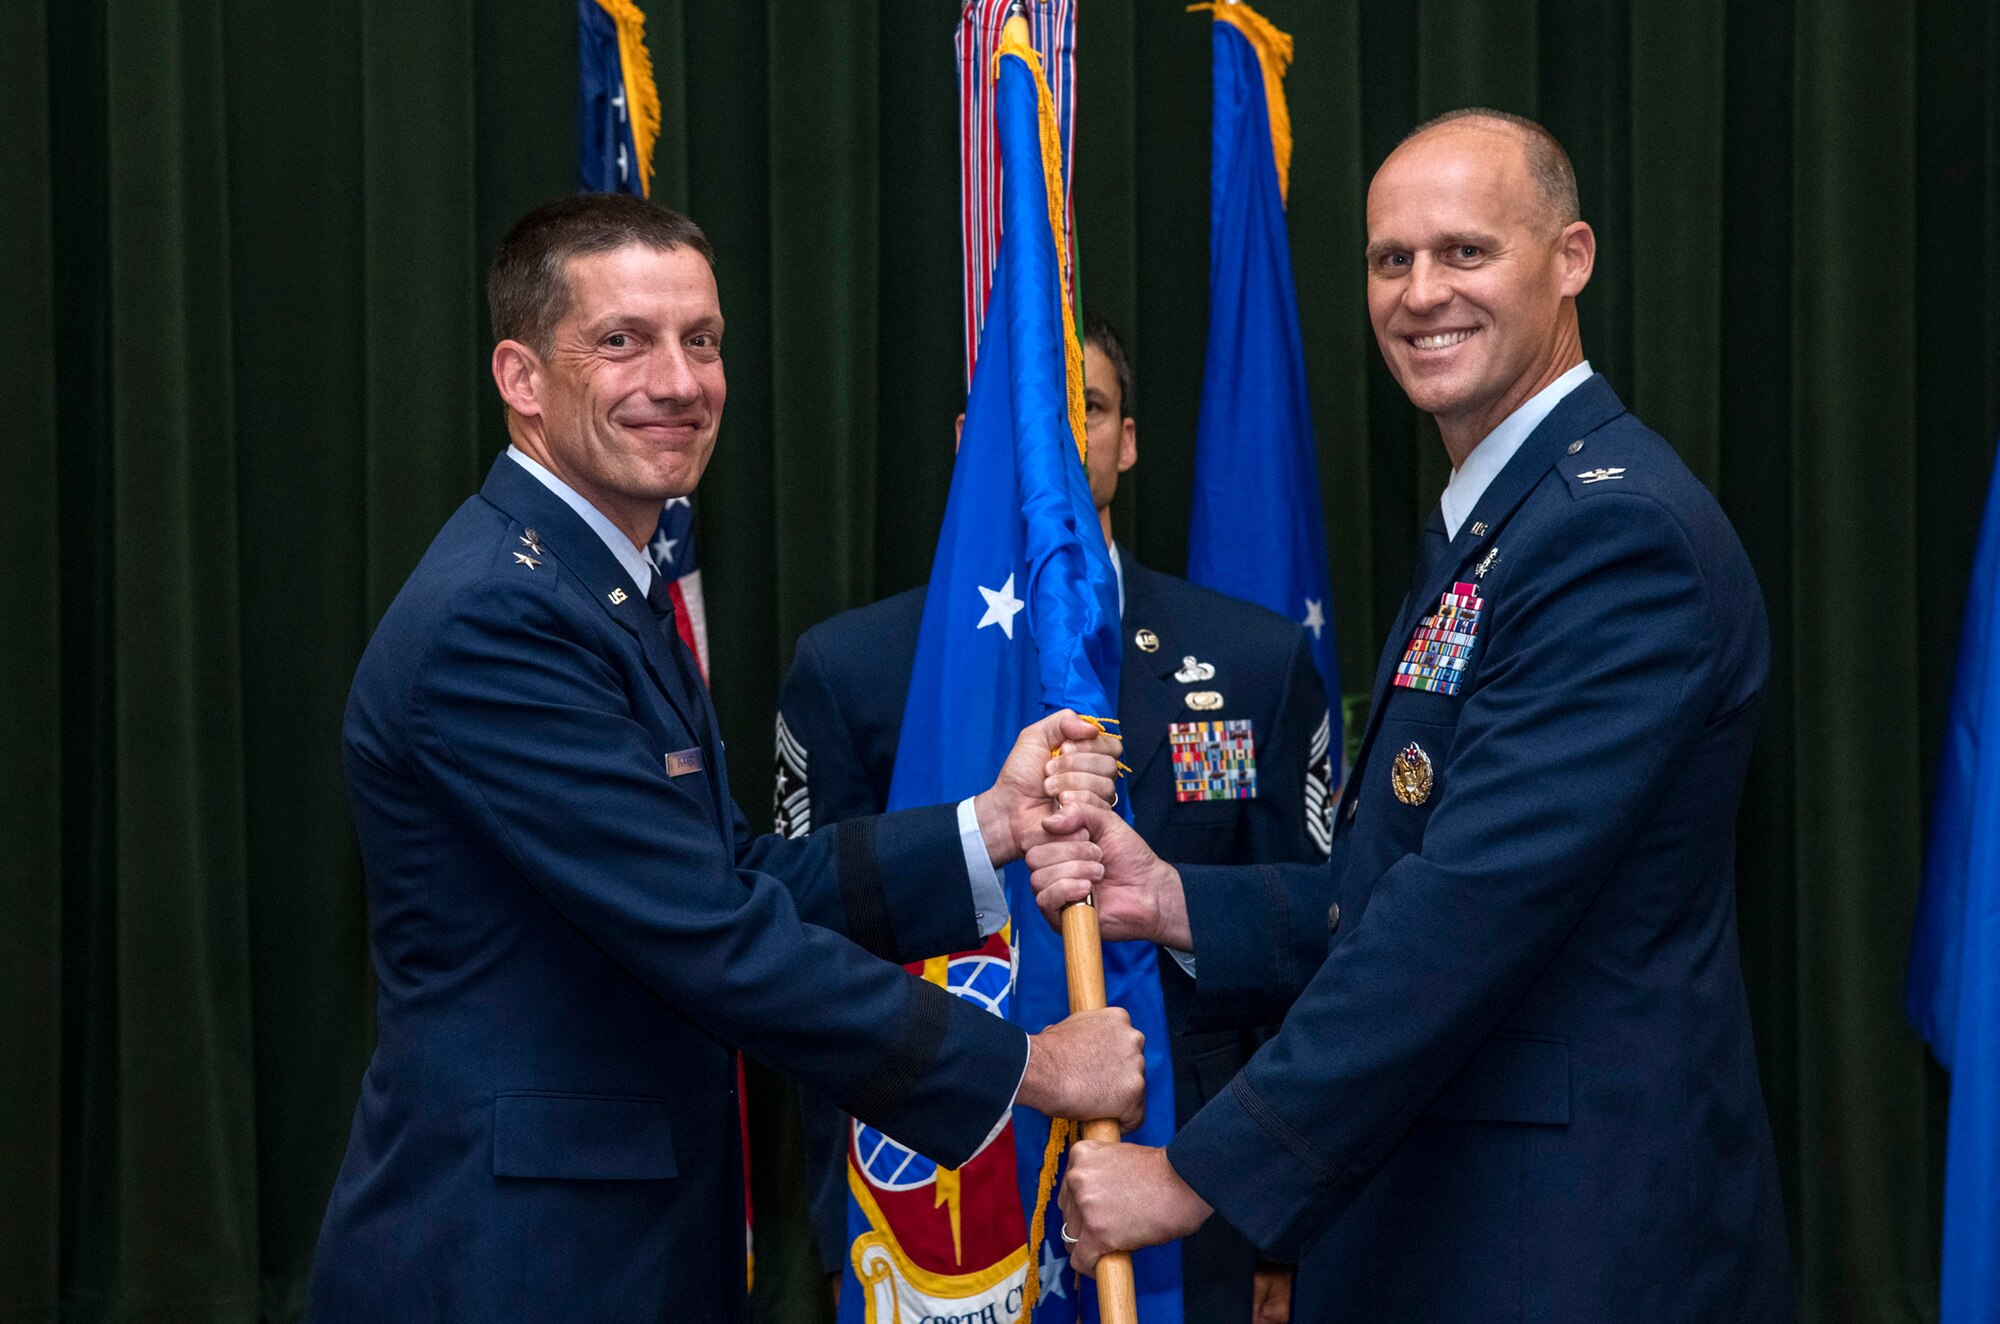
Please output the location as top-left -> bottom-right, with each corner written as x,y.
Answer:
775,312 -> 1331,1323
306,193 -> 1145,1324
1030,109 -> 1794,1323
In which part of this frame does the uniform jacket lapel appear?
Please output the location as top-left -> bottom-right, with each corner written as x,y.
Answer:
1117,553 -> 1189,792
1350,376 -> 1631,782
478,456 -> 713,750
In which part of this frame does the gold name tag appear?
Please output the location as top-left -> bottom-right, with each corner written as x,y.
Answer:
666,748 -> 704,777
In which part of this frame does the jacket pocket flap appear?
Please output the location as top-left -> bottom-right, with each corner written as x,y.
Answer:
492,1092 -> 677,1179
1424,1034 -> 1570,1125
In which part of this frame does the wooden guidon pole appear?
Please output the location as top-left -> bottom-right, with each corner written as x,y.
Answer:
1060,896 -> 1140,1322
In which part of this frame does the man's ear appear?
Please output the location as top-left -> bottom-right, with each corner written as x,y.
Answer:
1557,220 -> 1596,298
1118,417 -> 1137,475
492,339 -> 544,418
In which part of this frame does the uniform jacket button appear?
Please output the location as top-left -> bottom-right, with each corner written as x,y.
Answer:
1327,901 -> 1342,933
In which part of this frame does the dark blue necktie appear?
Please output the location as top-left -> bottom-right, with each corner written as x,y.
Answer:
1396,503 -> 1452,634
646,573 -> 718,766
1418,503 -> 1452,589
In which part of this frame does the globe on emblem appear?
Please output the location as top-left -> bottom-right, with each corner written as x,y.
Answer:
852,953 -> 1015,1191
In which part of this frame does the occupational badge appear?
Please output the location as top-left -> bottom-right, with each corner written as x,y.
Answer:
1173,655 -> 1216,683
1169,719 -> 1258,802
1394,580 -> 1485,697
1390,742 -> 1434,806
1134,628 -> 1160,653
1184,690 -> 1224,711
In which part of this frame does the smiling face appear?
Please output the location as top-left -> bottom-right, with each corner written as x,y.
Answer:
1365,122 -> 1593,461
493,243 -> 725,544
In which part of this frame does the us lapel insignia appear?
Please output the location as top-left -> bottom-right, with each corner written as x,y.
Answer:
1394,581 -> 1486,697
520,529 -> 545,555
1577,467 -> 1627,484
512,552 -> 541,570
608,587 -> 628,605
1390,742 -> 1434,805
1174,656 -> 1216,683
1134,628 -> 1160,653
1184,690 -> 1224,711
1168,719 -> 1257,802
1470,521 -> 1489,537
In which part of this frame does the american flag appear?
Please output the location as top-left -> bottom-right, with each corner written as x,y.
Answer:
644,494 -> 709,680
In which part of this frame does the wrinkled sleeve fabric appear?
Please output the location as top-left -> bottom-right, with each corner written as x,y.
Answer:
742,631 -> 999,958
1167,494 -> 1726,1257
1164,627 -> 1333,989
408,578 -> 1023,1167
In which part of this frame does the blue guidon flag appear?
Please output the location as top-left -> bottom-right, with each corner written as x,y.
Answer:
1907,438 -> 2000,1323
837,21 -> 1182,1324
1186,3 -> 1342,849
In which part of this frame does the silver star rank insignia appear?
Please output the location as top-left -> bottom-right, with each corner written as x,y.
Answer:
513,552 -> 541,569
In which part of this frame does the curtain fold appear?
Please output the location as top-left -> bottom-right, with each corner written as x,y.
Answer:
3,0 -> 63,1316
7,1 -> 1989,1320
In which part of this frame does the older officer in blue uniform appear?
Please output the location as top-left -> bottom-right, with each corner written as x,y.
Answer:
776,313 -> 1332,1323
306,194 -> 1146,1323
1031,111 -> 1794,1322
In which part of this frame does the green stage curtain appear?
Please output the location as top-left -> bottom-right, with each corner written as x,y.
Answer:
6,1 -> 1994,1320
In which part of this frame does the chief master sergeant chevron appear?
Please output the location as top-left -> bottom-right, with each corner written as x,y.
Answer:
305,193 -> 1145,1323
1031,110 -> 1795,1322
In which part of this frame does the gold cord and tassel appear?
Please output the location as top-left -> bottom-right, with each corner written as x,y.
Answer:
992,20 -> 1088,468
592,0 -> 663,200
1187,2 -> 1296,205
1020,1117 -> 1075,1317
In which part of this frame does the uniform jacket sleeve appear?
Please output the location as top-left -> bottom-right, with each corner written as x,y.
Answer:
403,577 -> 1023,1168
1167,493 -> 1741,1257
774,628 -> 904,1272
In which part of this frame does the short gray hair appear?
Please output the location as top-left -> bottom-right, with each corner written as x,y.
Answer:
1404,108 -> 1579,227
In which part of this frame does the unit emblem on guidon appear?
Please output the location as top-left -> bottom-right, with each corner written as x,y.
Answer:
1390,742 -> 1434,806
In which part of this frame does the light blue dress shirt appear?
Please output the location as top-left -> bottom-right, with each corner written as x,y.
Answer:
1439,360 -> 1593,539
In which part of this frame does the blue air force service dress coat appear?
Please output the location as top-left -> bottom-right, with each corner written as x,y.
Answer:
1162,377 -> 1794,1323
306,456 -> 1026,1324
774,551 -> 1332,1322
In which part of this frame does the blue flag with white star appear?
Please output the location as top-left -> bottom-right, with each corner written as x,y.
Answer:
578,0 -> 654,196
1907,438 -> 2000,1323
841,38 -> 1180,1324
1187,10 -> 1341,719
